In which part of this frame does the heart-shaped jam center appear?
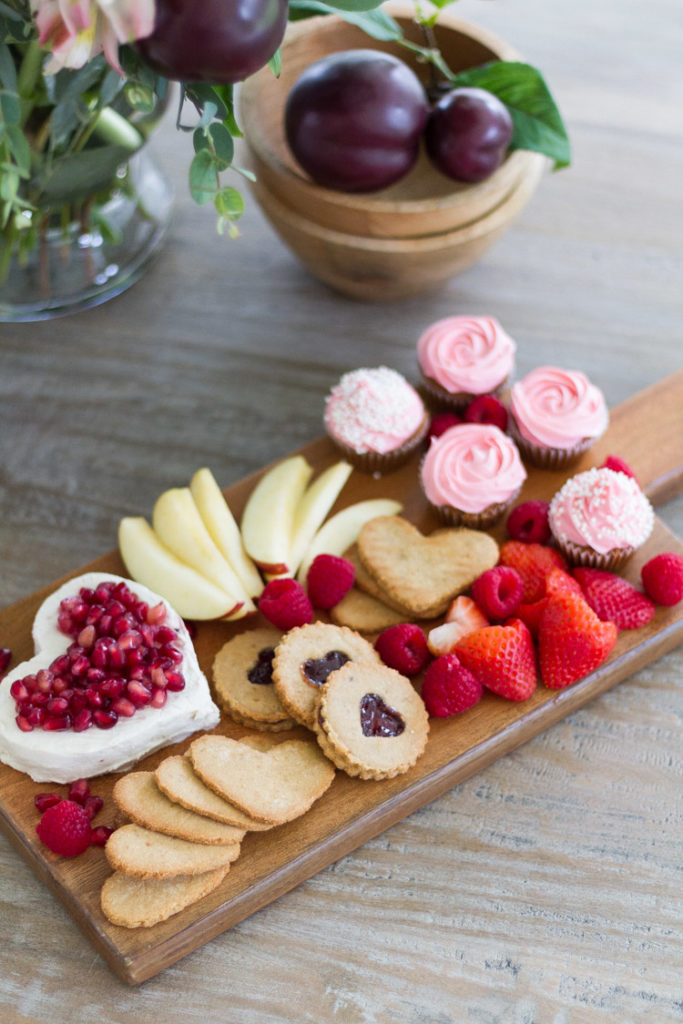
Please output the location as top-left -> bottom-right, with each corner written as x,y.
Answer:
302,650 -> 350,687
359,693 -> 405,737
247,647 -> 276,686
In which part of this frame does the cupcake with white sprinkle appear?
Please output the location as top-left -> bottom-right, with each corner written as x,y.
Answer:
549,467 -> 655,570
324,366 -> 428,473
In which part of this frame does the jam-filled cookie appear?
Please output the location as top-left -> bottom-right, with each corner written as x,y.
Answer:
213,627 -> 296,732
313,662 -> 429,780
272,622 -> 381,730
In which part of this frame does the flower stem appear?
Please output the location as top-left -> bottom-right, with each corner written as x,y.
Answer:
91,108 -> 143,152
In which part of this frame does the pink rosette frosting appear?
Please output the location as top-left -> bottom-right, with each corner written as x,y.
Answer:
549,468 -> 654,554
417,315 -> 516,395
510,366 -> 608,449
421,423 -> 527,514
324,366 -> 425,454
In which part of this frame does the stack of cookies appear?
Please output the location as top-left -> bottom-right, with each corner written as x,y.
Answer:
101,733 -> 335,928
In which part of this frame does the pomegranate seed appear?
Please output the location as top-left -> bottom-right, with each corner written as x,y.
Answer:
93,709 -> 118,729
30,691 -> 49,708
147,602 -> 166,625
127,680 -> 152,707
34,792 -> 62,813
43,714 -> 71,731
86,666 -> 106,684
133,601 -> 149,623
118,630 -> 142,651
161,644 -> 183,665
155,626 -> 177,646
125,647 -> 144,668
70,691 -> 87,712
90,825 -> 113,846
68,779 -> 90,804
165,671 -> 185,692
84,687 -> 104,709
49,654 -> 69,675
72,709 -> 93,732
0,648 -> 11,676
57,612 -> 73,634
36,669 -> 53,691
10,679 -> 29,702
85,603 -> 105,624
91,640 -> 110,668
47,696 -> 70,716
78,587 -> 95,601
23,674 -> 37,692
77,624 -> 96,649
84,795 -> 103,820
97,613 -> 113,635
100,677 -> 124,701
51,677 -> 70,695
71,655 -> 90,677
27,707 -> 46,726
16,714 -> 32,732
112,697 -> 136,718
95,584 -> 112,603
112,615 -> 133,637
150,687 -> 167,708
108,646 -> 126,669
151,665 -> 167,689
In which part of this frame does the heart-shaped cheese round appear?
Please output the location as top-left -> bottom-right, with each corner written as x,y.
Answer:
357,516 -> 500,618
0,573 -> 220,783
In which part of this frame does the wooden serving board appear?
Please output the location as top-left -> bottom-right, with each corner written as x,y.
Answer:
0,372 -> 682,985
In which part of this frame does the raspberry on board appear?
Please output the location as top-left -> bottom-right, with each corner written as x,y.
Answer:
375,623 -> 430,677
258,578 -> 314,630
428,412 -> 463,440
36,798 -> 93,857
463,394 -> 508,432
306,554 -> 355,609
600,454 -> 638,483
421,654 -> 483,717
471,566 -> 523,621
641,552 -> 683,607
505,500 -> 551,544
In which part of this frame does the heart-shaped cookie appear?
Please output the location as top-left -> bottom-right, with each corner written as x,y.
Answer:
357,516 -> 499,618
189,735 -> 336,825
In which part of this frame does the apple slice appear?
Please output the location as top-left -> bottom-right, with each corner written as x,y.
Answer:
289,460 -> 353,576
152,488 -> 255,615
118,518 -> 242,620
296,498 -> 403,584
240,455 -> 313,577
190,467 -> 263,598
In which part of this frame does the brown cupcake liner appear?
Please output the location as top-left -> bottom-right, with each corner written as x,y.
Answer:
427,487 -> 522,531
556,539 -> 635,571
420,374 -> 508,413
328,412 -> 429,474
509,415 -> 594,470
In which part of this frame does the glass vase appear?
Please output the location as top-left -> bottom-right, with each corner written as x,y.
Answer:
0,147 -> 173,322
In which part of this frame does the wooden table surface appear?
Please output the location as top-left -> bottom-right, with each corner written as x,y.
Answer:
1,0 -> 681,1020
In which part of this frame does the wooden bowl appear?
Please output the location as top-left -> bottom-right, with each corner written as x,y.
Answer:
248,152 -> 546,302
239,3 -> 543,240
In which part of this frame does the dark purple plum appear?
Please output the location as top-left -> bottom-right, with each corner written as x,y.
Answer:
284,50 -> 429,193
425,87 -> 514,183
136,0 -> 288,84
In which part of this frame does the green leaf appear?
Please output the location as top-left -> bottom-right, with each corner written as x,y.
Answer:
215,186 -> 244,220
124,81 -> 156,113
289,0 -> 401,40
0,88 -> 21,125
189,149 -> 217,205
268,47 -> 282,78
5,124 -> 30,176
0,42 -> 17,91
301,0 -> 386,10
450,61 -> 571,169
36,145 -> 131,204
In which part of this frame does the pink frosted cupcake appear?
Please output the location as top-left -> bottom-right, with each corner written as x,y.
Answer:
324,366 -> 428,473
510,366 -> 609,469
549,467 -> 655,570
420,423 -> 527,529
417,315 -> 516,411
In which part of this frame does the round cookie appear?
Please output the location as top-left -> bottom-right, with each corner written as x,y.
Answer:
272,622 -> 381,730
313,662 -> 429,780
213,627 -> 296,732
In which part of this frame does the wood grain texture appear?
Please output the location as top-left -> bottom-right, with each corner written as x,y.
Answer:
1,0 -> 682,1018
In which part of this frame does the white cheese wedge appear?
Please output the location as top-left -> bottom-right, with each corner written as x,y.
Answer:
0,573 -> 220,783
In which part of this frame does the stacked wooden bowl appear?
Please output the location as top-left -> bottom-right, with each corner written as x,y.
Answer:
239,3 -> 548,302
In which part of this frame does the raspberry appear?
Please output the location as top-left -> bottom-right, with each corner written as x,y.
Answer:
505,500 -> 551,544
375,623 -> 430,676
471,566 -> 523,621
455,618 -> 537,702
258,578 -> 314,630
36,799 -> 93,857
574,567 -> 656,629
463,394 -> 508,431
421,654 -> 483,716
499,541 -> 568,603
600,454 -> 638,483
641,552 -> 683,607
428,412 -> 463,440
306,554 -> 355,609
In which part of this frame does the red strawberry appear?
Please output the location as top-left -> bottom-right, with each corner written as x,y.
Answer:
516,598 -> 547,638
538,589 -> 617,689
573,567 -> 656,629
545,568 -> 583,599
499,541 -> 568,603
427,596 -> 489,656
375,623 -> 430,676
421,654 -> 483,716
455,618 -> 537,702
306,554 -> 355,609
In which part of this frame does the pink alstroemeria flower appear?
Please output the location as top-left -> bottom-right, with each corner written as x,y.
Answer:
30,0 -> 156,74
